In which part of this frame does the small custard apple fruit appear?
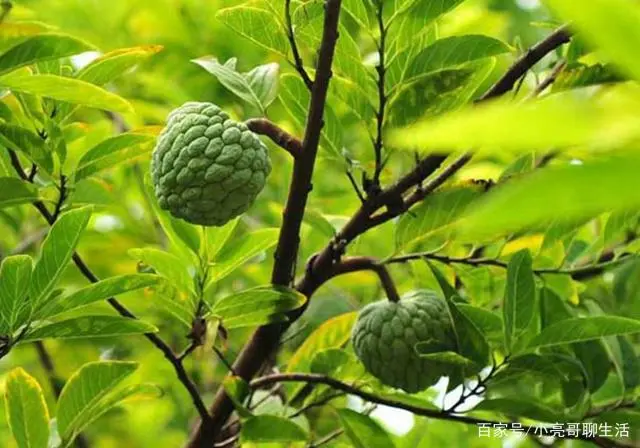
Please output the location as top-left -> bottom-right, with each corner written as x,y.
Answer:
351,290 -> 457,393
151,102 -> 271,226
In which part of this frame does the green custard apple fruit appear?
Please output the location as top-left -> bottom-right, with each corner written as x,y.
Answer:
351,290 -> 457,393
151,102 -> 271,226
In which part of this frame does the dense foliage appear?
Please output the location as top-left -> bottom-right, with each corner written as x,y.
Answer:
0,0 -> 639,447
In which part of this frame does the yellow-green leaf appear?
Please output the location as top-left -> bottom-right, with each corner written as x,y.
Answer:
4,368 -> 49,448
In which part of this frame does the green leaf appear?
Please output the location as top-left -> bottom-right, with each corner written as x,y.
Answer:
203,217 -> 239,261
552,63 -> 623,92
492,353 -> 568,385
619,336 -> 640,389
222,376 -> 252,418
0,33 -> 95,76
0,73 -> 133,113
0,123 -> 51,173
0,177 -> 39,209
29,207 -> 93,308
287,312 -> 358,374
210,285 -> 306,329
456,304 -> 504,344
144,175 -> 200,261
310,348 -> 351,375
337,409 -> 395,448
216,1 -> 289,58
77,45 -> 164,85
401,35 -> 510,87
279,74 -> 344,162
129,247 -> 194,298
529,316 -> 640,349
37,274 -> 162,319
4,368 -> 49,448
388,86 -> 640,154
244,62 -> 279,110
75,132 -> 156,181
387,60 -> 495,127
207,228 -> 279,285
416,350 -> 480,369
473,398 -> 562,422
455,155 -> 640,241
342,0 -> 372,29
56,361 -> 137,443
427,261 -> 459,301
428,263 -> 489,365
56,45 -> 163,121
0,255 -> 32,332
151,282 -> 194,329
193,57 -> 278,113
544,0 -> 640,81
503,250 -> 536,351
395,186 -> 481,250
22,316 -> 157,342
303,208 -> 338,239
447,297 -> 490,366
240,415 -> 308,443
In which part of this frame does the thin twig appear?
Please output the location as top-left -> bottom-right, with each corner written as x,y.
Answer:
481,25 -> 572,100
384,252 -> 635,281
346,168 -> 366,203
371,0 -> 387,193
525,59 -> 567,100
329,256 -> 401,302
177,341 -> 199,362
288,391 -> 345,419
285,0 -> 313,90
246,118 -> 302,159
308,428 -> 344,448
52,174 -> 67,221
213,346 -> 237,376
251,373 -> 621,447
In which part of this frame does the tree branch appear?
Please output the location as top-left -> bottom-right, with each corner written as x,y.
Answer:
328,256 -> 401,302
385,252 -> 636,281
186,1 -> 344,445
285,0 -> 313,90
186,23 -> 575,445
371,0 -> 387,193
245,118 -> 302,159
480,25 -> 571,101
8,149 -> 210,425
525,58 -> 567,100
250,373 -> 622,447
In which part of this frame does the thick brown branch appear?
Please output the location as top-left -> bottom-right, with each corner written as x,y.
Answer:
480,25 -> 571,100
187,1 -> 344,445
245,118 -> 301,159
368,153 -> 472,228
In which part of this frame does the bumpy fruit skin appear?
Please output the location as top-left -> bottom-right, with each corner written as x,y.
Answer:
151,102 -> 271,226
351,290 -> 457,393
